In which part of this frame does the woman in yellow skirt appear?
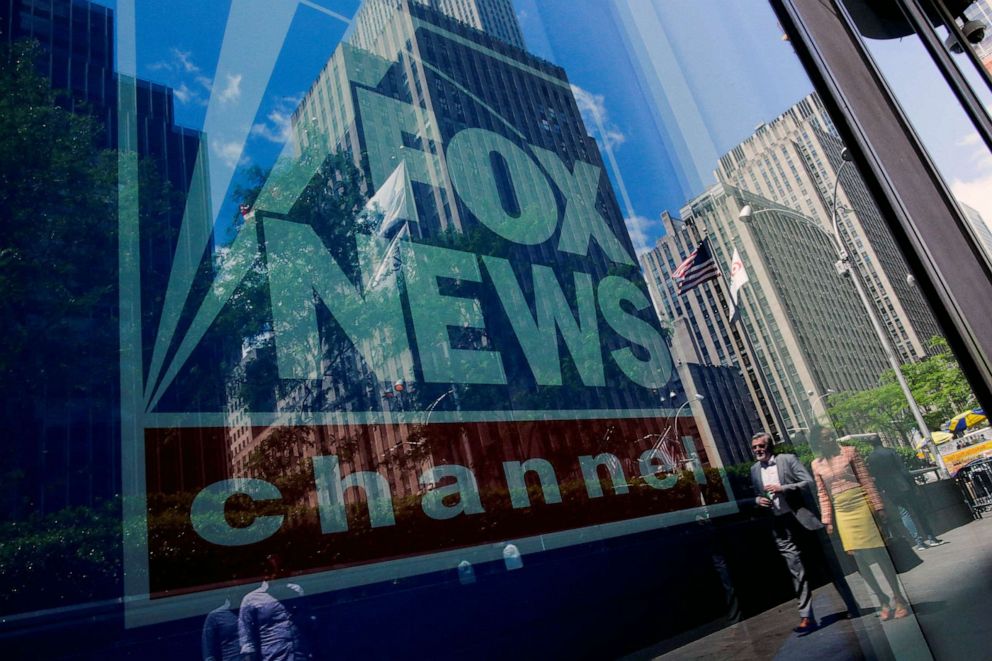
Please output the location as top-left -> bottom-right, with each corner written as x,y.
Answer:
811,434 -> 910,620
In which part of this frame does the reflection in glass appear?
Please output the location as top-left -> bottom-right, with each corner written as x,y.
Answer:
849,0 -> 992,264
134,0 -> 725,607
1,0 -> 989,658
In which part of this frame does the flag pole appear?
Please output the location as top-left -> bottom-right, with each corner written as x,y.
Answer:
684,220 -> 792,444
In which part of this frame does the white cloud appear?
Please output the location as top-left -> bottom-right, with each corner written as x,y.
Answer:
250,95 -> 302,144
139,49 -> 226,104
956,131 -> 982,148
571,85 -> 602,122
147,48 -> 210,106
624,214 -> 654,256
602,128 -> 626,149
211,139 -> 249,169
173,82 -> 193,105
218,73 -> 243,103
570,84 -> 626,150
251,109 -> 293,143
173,82 -> 207,107
149,47 -> 201,75
947,133 -> 992,240
173,48 -> 200,73
952,130 -> 992,175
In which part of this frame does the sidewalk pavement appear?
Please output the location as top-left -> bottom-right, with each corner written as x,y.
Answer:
633,515 -> 992,660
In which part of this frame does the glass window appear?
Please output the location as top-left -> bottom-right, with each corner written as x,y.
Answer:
1,0 -> 989,659
847,0 -> 992,264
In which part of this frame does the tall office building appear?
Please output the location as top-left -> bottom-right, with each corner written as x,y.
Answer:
961,201 -> 992,256
349,0 -> 525,53
716,93 -> 943,363
433,0 -> 524,47
642,184 -> 889,442
294,0 -> 587,238
684,362 -> 762,467
256,0 -> 718,499
1,0 -> 210,295
1,0 -> 206,186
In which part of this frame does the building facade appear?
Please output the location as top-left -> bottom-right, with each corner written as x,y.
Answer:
4,0 -> 992,658
684,362 -> 762,467
716,93 -> 943,363
642,184 -> 889,443
349,0 -> 525,54
0,0 -> 210,515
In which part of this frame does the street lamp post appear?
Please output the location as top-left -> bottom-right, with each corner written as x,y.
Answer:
423,388 -> 456,428
640,394 -> 705,457
673,393 -> 704,447
808,388 -> 835,426
738,149 -> 948,477
808,388 -> 835,406
385,386 -> 455,494
636,394 -> 705,479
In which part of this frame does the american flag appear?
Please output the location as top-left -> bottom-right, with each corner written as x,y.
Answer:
673,239 -> 720,295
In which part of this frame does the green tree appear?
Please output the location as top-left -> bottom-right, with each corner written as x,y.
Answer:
221,149 -> 375,412
900,336 -> 978,429
825,383 -> 914,444
0,40 -> 118,401
0,38 -> 175,614
825,335 -> 979,440
0,39 -> 176,505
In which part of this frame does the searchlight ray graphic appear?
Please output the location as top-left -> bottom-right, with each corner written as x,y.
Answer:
140,3 -> 644,412
143,0 -> 347,411
145,159 -> 412,413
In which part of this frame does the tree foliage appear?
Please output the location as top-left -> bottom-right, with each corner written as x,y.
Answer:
899,336 -> 978,429
1,38 -> 176,504
221,149 -> 376,412
825,336 -> 979,439
824,383 -> 914,444
0,499 -> 122,615
0,40 -> 118,398
0,38 -> 176,613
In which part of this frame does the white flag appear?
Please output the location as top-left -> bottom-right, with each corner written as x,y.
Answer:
728,247 -> 749,322
366,161 -> 412,239
363,162 -> 413,290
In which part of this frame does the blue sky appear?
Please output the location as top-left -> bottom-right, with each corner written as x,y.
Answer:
516,1 -> 992,251
106,0 -> 992,414
127,1 -> 359,234
516,0 -> 814,251
861,30 -> 992,229
116,0 -> 817,253
116,0 -> 992,255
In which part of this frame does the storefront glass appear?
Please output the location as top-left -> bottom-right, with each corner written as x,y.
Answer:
1,0 -> 989,658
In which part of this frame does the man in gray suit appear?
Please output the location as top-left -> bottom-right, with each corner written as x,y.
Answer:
750,432 -> 858,633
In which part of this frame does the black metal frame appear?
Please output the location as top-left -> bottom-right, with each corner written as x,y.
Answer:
770,0 -> 992,414
923,0 -> 992,96
898,0 -> 992,162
